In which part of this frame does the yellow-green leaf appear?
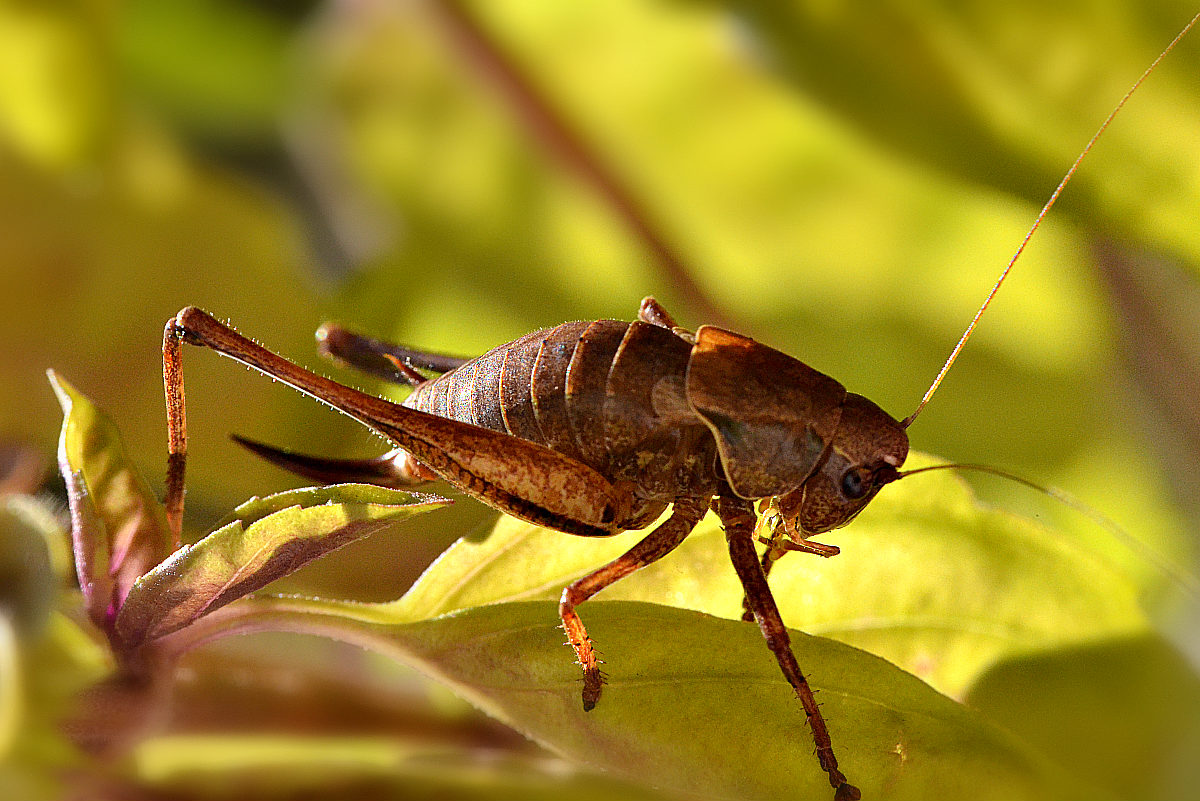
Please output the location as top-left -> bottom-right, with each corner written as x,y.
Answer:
243,597 -> 1087,801
49,370 -> 171,629
132,734 -> 674,801
389,454 -> 1151,698
114,485 -> 448,648
967,633 -> 1200,801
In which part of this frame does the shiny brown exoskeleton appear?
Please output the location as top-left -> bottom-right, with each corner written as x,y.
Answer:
398,299 -> 909,537
164,297 -> 906,801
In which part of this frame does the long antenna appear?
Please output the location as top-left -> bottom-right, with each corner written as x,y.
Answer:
898,462 -> 1200,599
902,12 -> 1200,429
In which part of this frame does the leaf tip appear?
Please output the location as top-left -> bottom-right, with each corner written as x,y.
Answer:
47,368 -> 73,411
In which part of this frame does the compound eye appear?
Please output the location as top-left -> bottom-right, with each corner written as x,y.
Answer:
841,468 -> 869,500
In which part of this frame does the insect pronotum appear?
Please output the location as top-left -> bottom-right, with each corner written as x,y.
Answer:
160,15 -> 1200,801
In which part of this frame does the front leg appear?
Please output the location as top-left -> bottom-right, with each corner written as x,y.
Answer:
741,504 -> 788,622
560,495 -> 708,709
741,501 -> 840,622
716,494 -> 860,801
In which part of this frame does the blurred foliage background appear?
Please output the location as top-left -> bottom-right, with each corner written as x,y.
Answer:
2,0 -> 1200,799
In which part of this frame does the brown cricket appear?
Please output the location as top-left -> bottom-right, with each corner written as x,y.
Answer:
166,299 -> 892,799
159,17 -> 1197,801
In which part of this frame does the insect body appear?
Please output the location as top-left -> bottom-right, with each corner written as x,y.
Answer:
398,300 -> 909,537
166,298 -> 902,800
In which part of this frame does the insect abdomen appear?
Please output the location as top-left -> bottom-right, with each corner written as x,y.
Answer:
404,319 -> 711,496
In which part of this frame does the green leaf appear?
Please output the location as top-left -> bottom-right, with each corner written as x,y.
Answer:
49,370 -> 172,629
224,453 -> 1166,799
756,461 -> 1154,697
132,734 -> 675,801
694,1 -> 1200,253
0,497 -> 58,637
243,598 -> 1086,801
389,512 -> 649,622
966,633 -> 1200,801
113,485 -> 449,648
0,611 -> 110,801
388,455 -> 1150,698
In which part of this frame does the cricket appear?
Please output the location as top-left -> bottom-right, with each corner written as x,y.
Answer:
157,15 -> 1199,801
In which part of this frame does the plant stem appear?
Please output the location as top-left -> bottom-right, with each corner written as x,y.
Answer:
429,0 -> 732,328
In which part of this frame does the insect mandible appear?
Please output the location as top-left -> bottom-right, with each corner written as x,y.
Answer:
159,15 -> 1200,801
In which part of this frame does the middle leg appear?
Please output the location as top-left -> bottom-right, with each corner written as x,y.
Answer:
560,495 -> 708,709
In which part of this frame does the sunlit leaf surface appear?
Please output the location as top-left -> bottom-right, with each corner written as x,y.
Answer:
391,455 -> 1151,697
221,454 -> 1179,799
248,598 -> 1086,801
49,370 -> 171,626
114,484 -> 448,647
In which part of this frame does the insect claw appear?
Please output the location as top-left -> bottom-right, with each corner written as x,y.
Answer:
582,672 -> 603,710
834,781 -> 862,801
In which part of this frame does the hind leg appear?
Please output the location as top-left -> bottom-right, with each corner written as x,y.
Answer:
316,323 -> 472,386
232,436 -> 438,488
166,307 -> 627,539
